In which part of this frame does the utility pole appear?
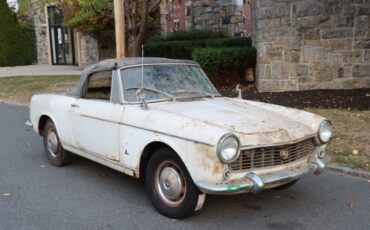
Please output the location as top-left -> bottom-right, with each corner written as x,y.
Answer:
114,0 -> 125,58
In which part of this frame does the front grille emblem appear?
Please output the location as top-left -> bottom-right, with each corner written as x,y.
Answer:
279,149 -> 289,160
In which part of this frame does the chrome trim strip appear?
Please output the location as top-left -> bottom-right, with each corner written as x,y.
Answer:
118,63 -> 200,71
240,134 -> 317,150
119,122 -> 215,147
62,142 -> 137,171
79,114 -> 215,147
80,114 -> 118,124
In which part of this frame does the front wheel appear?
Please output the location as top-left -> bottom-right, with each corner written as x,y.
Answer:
43,120 -> 71,167
145,148 -> 204,219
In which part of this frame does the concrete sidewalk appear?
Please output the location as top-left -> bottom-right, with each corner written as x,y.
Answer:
0,65 -> 82,77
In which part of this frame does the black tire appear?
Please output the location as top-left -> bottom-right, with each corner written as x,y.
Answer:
273,179 -> 299,190
145,148 -> 200,219
43,120 -> 71,167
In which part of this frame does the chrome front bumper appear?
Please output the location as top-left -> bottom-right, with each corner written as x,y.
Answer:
196,155 -> 329,195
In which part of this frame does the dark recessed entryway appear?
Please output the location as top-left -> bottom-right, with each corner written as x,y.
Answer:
47,6 -> 77,65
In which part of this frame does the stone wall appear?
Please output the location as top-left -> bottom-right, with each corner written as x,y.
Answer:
30,3 -> 49,64
187,0 -> 246,36
160,0 -> 249,37
252,0 -> 370,92
79,33 -> 99,67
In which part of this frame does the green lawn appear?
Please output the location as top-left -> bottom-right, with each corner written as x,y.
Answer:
0,75 -> 79,104
306,109 -> 370,171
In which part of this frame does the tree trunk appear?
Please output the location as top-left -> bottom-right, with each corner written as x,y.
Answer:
127,34 -> 140,57
126,0 -> 149,57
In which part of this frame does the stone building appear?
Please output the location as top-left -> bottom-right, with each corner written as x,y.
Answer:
160,0 -> 252,37
252,0 -> 370,91
29,0 -> 252,68
29,3 -> 109,67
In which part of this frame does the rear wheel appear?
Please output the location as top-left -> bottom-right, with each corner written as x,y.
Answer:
145,148 -> 203,219
43,120 -> 71,167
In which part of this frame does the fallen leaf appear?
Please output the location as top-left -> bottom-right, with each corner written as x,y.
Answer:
99,172 -> 108,177
347,200 -> 356,208
274,195 -> 280,199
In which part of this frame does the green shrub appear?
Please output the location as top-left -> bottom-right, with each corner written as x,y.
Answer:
159,30 -> 226,42
0,1 -> 35,67
145,40 -> 207,60
192,47 -> 256,82
205,37 -> 252,47
145,35 -> 253,60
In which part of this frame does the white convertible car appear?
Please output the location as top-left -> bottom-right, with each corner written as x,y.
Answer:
28,58 -> 332,219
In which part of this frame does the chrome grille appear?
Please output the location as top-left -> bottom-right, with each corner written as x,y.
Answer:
229,138 -> 316,172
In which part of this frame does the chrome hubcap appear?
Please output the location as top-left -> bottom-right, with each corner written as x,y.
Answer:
155,161 -> 186,207
47,130 -> 58,157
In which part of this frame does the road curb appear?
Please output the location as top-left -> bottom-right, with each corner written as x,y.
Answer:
327,164 -> 370,180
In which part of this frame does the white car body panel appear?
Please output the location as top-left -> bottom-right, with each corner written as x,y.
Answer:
29,60 -> 330,196
69,99 -> 124,161
30,93 -> 327,183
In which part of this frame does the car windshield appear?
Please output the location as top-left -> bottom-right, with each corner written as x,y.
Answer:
121,65 -> 220,102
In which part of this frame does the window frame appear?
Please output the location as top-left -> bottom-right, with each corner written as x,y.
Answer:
111,70 -> 124,104
118,63 -> 219,105
82,70 -> 123,103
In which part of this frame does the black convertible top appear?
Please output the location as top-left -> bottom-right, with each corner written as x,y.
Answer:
68,57 -> 199,98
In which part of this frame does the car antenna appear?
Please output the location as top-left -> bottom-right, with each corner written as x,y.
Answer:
141,45 -> 144,89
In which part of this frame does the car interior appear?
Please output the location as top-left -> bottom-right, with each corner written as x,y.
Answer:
84,71 -> 112,101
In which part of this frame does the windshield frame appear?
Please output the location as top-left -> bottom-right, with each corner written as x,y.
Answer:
118,63 -> 221,105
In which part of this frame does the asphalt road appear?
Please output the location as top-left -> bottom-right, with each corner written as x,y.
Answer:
0,103 -> 369,230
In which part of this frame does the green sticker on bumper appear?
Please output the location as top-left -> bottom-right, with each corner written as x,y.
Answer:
227,185 -> 241,192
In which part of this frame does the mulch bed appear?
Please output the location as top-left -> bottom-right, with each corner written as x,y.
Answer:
218,84 -> 370,111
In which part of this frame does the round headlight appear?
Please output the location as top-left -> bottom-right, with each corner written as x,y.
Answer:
318,120 -> 333,143
217,134 -> 240,163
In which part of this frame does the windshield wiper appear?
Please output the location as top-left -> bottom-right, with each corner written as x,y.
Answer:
171,90 -> 215,99
125,87 -> 174,99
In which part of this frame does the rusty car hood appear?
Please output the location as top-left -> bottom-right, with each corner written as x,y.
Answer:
149,97 -> 325,146
153,98 -> 304,134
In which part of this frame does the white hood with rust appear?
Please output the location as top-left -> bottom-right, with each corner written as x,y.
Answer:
125,97 -> 326,147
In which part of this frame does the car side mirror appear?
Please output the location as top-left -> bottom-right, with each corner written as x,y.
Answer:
235,84 -> 242,99
136,89 -> 148,110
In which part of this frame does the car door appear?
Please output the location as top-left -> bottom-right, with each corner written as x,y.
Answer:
69,70 -> 124,161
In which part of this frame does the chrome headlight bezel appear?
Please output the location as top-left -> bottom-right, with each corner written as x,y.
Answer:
318,120 -> 333,144
216,133 -> 241,164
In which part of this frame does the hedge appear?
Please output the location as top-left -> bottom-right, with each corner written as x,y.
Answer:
0,1 -> 35,67
144,40 -> 206,59
205,37 -> 252,48
158,30 -> 226,42
191,47 -> 256,82
145,37 -> 252,60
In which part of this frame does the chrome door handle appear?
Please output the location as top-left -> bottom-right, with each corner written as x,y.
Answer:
71,104 -> 80,108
